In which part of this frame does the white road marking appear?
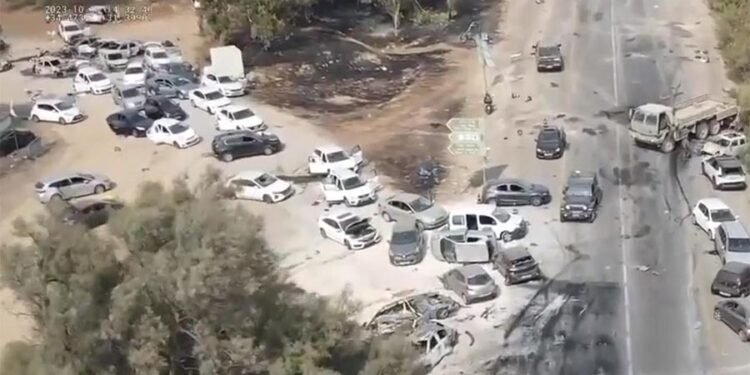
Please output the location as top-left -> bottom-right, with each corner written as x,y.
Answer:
610,1 -> 634,375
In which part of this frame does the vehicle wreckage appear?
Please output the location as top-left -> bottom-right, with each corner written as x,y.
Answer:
364,292 -> 460,335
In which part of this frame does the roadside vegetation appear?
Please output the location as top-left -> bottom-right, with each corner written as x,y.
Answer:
0,169 -> 422,375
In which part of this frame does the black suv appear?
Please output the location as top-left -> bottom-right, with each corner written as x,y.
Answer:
560,171 -> 602,222
212,130 -> 282,162
535,125 -> 566,159
142,96 -> 187,121
534,40 -> 564,72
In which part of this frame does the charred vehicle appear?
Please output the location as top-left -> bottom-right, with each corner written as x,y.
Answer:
365,293 -> 460,335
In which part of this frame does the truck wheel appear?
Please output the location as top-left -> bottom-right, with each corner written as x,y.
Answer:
660,138 -> 675,153
695,122 -> 709,140
709,118 -> 721,135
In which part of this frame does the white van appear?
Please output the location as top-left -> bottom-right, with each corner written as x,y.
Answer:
447,204 -> 527,243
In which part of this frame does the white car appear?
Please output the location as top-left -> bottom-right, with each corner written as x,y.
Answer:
82,6 -> 108,24
692,198 -> 738,240
189,88 -> 231,114
308,145 -> 364,175
29,98 -> 86,125
215,105 -> 265,132
320,168 -> 377,207
99,40 -> 141,58
701,131 -> 748,157
201,72 -> 246,97
701,155 -> 747,190
71,36 -> 99,58
73,67 -> 112,95
123,62 -> 147,86
447,204 -> 527,243
144,47 -> 172,69
57,20 -> 85,43
225,171 -> 294,203
318,211 -> 381,250
146,118 -> 201,149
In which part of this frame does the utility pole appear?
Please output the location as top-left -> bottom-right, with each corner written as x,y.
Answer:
475,34 -> 495,187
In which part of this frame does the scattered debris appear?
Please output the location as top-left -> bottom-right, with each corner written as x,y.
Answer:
510,52 -> 523,62
550,82 -> 559,88
465,330 -> 475,346
511,93 -> 520,99
694,49 -> 709,63
635,265 -> 651,272
525,96 -> 532,102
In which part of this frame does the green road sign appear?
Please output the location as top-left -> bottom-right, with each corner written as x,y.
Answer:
447,118 -> 483,132
447,117 -> 485,155
448,142 -> 483,155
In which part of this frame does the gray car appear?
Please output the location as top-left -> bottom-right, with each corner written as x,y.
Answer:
480,178 -> 552,207
145,73 -> 199,99
388,220 -> 425,266
439,264 -> 498,304
534,39 -> 564,72
35,172 -> 116,203
379,192 -> 449,230
112,84 -> 146,109
715,222 -> 750,265
714,298 -> 750,342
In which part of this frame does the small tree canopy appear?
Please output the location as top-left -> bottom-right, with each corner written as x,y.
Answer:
0,168 -> 420,374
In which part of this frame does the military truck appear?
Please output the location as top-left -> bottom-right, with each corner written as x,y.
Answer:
628,95 -> 739,153
560,171 -> 602,223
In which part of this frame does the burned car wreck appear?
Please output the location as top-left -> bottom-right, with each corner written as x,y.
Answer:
365,292 -> 460,335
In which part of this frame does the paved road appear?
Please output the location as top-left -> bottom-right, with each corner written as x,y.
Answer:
477,0 -> 719,373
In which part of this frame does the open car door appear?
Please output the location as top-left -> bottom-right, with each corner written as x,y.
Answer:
453,232 -> 494,263
351,145 -> 364,165
320,175 -> 341,203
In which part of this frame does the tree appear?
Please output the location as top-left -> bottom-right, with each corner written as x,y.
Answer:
376,0 -> 410,33
199,0 -> 319,42
0,168 -> 420,374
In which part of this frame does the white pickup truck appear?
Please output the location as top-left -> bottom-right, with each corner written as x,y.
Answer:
308,144 -> 363,175
320,169 -> 377,207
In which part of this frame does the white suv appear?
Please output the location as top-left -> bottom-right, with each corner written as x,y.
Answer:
702,155 -> 747,190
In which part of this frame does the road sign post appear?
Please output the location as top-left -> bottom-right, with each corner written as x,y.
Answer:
447,117 -> 488,186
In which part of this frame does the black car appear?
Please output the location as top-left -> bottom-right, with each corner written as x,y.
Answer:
212,130 -> 282,162
142,96 -> 187,121
560,171 -> 602,223
59,198 -> 124,229
480,178 -> 551,206
536,125 -> 566,159
106,109 -> 154,136
534,40 -> 564,72
712,262 -> 750,298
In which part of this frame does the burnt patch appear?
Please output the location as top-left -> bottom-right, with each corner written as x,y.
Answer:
604,161 -> 655,186
582,128 -> 598,136
564,116 -> 583,123
468,164 -> 508,188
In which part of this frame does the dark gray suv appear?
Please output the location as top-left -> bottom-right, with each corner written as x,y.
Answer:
534,40 -> 564,72
560,171 -> 602,222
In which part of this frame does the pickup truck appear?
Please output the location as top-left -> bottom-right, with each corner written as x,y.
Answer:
628,95 -> 739,153
308,144 -> 363,175
320,168 -> 376,207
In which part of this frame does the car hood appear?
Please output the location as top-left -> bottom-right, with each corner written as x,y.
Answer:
726,251 -> 750,265
207,97 -> 232,108
107,58 -> 128,66
347,184 -> 374,196
173,127 -> 197,141
344,218 -> 374,234
219,81 -> 244,90
267,179 -> 292,194
506,213 -> 525,228
77,44 -> 96,53
233,115 -> 264,128
329,158 -> 357,170
390,241 -> 420,257
123,97 -> 146,108
701,141 -> 724,155
537,140 -> 562,150
177,83 -> 200,93
415,205 -> 448,224
61,107 -> 82,118
91,78 -> 112,88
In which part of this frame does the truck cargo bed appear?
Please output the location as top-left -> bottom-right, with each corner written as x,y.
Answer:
674,95 -> 738,127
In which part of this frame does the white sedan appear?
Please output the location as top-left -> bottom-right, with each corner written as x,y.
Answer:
215,105 -> 265,132
189,88 -> 231,114
123,62 -> 146,86
318,211 -> 381,250
225,171 -> 294,203
201,72 -> 246,97
692,198 -> 738,239
29,98 -> 86,125
146,118 -> 201,149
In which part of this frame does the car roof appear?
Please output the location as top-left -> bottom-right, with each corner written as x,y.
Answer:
317,144 -> 345,154
146,46 -> 167,52
726,298 -> 750,312
40,172 -> 88,184
60,20 -> 79,27
713,155 -> 743,168
115,82 -> 141,90
488,177 -> 526,186
502,246 -> 532,260
388,192 -> 422,203
230,170 -> 265,180
223,105 -> 248,113
456,264 -> 487,277
721,221 -> 750,238
196,87 -> 221,94
215,130 -> 255,140
393,219 -> 418,233
722,262 -> 750,276
330,168 -> 358,179
78,66 -> 103,75
35,98 -> 66,106
447,203 -> 499,215
154,73 -> 181,81
126,61 -> 143,68
567,170 -> 596,185
697,198 -> 730,210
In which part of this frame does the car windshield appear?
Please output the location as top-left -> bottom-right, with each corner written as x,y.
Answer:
168,124 -> 189,134
341,176 -> 365,190
174,77 -> 191,86
108,53 -> 123,60
56,101 -> 74,111
724,167 -> 744,175
218,76 -> 234,83
254,173 -> 278,187
492,208 -> 511,223
538,46 -> 559,57
125,66 -> 144,74
392,230 -> 418,245
728,238 -> 750,253
122,88 -> 140,98
205,91 -> 224,100
467,273 -> 492,285
89,73 -> 107,81
327,151 -> 349,162
539,130 -> 559,141
566,191 -> 592,204
152,51 -> 168,59
48,59 -> 61,66
410,197 -> 433,212
233,109 -> 254,119
711,209 -> 736,222
63,25 -> 80,32
717,139 -> 731,147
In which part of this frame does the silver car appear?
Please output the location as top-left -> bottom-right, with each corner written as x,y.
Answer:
388,220 -> 425,266
379,192 -> 448,230
112,84 -> 146,109
35,172 -> 116,203
145,73 -> 200,99
439,264 -> 498,304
